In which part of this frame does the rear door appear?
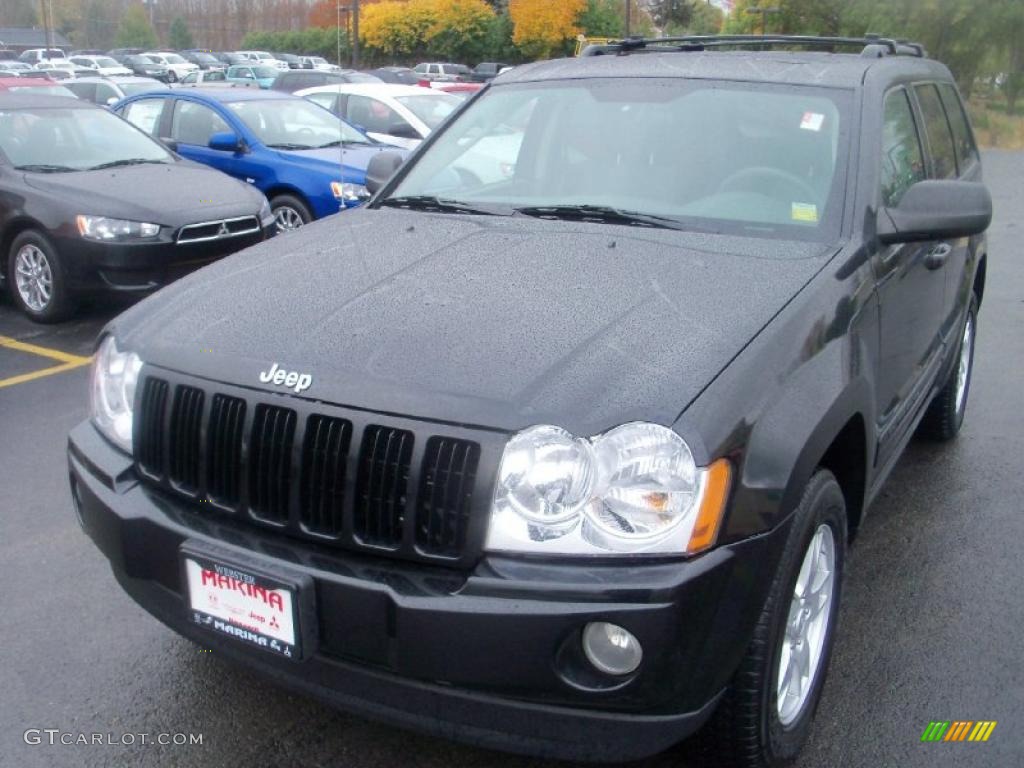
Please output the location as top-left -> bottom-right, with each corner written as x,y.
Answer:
872,86 -> 948,463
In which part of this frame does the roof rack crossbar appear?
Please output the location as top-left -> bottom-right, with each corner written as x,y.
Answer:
581,34 -> 926,59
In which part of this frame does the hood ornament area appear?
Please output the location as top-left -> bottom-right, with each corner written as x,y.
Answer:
258,363 -> 312,393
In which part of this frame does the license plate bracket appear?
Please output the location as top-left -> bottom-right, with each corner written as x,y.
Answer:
180,540 -> 317,661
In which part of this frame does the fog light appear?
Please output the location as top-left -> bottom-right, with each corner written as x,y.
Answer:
582,622 -> 642,676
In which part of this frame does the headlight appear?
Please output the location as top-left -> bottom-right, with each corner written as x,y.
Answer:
331,181 -> 370,202
487,422 -> 732,557
77,215 -> 160,241
90,336 -> 143,452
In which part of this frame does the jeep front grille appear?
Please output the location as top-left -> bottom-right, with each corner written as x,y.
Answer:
133,369 -> 496,567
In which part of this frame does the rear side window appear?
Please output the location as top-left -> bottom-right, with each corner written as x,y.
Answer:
880,89 -> 926,208
121,98 -> 165,136
171,100 -> 230,146
914,84 -> 957,179
937,83 -> 979,172
66,82 -> 97,102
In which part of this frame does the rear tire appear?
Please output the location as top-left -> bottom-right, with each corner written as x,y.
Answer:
270,194 -> 312,233
7,230 -> 77,323
702,470 -> 847,768
918,295 -> 977,442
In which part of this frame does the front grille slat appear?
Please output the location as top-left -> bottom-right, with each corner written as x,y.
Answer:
137,377 -> 168,477
207,394 -> 245,508
416,437 -> 480,557
135,374 -> 483,565
168,385 -> 203,493
249,404 -> 295,524
355,426 -> 412,548
300,414 -> 351,536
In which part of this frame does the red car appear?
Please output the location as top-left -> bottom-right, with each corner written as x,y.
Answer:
0,77 -> 78,99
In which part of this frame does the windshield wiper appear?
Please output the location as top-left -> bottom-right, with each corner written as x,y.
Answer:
14,163 -> 76,173
266,142 -> 313,150
514,204 -> 687,231
378,195 -> 511,216
86,158 -> 168,170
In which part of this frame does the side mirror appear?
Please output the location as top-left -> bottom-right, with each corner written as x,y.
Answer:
159,136 -> 179,153
105,96 -> 118,107
365,151 -> 405,195
386,121 -> 421,140
208,132 -> 242,152
877,180 -> 992,244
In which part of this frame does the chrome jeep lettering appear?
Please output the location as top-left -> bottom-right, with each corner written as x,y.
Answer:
257,363 -> 312,393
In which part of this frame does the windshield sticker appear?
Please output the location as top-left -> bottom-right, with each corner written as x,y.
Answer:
800,112 -> 825,132
791,202 -> 819,223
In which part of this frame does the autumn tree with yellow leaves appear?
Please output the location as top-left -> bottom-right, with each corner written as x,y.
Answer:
509,0 -> 587,59
360,0 -> 497,63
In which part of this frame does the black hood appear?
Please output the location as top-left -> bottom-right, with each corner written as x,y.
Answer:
26,162 -> 265,227
111,209 -> 835,436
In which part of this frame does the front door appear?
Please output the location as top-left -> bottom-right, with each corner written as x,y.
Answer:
872,86 -> 948,464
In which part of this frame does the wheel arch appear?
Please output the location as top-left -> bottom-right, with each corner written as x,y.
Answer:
0,217 -> 45,276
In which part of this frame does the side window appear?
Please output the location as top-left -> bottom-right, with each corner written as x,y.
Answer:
428,64 -> 440,75
414,63 -> 427,74
914,83 -> 958,179
171,100 -> 230,146
880,89 -> 926,208
346,95 -> 402,134
66,82 -> 96,102
937,83 -> 979,172
120,98 -> 165,136
96,83 -> 119,104
306,92 -> 337,112
182,72 -> 198,84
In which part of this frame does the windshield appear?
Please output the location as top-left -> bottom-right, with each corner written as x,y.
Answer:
164,54 -> 186,64
386,79 -> 850,240
8,84 -> 77,98
225,98 -> 371,148
0,106 -> 172,171
310,57 -> 328,65
95,57 -> 120,67
250,66 -> 279,79
395,93 -> 461,129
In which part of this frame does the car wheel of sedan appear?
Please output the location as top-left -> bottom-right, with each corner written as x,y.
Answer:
7,231 -> 77,323
703,469 -> 846,768
271,195 -> 312,233
917,295 -> 977,442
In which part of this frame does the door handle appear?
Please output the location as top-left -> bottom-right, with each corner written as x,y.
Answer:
924,243 -> 952,270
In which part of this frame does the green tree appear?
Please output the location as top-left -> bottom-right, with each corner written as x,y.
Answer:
115,4 -> 158,49
168,17 -> 194,50
577,0 -> 625,38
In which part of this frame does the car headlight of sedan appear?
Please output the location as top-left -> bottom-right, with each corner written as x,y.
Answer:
90,336 -> 143,453
487,423 -> 732,556
77,215 -> 160,241
331,181 -> 370,202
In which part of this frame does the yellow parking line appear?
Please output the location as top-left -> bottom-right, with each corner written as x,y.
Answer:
0,335 -> 92,365
0,335 -> 92,389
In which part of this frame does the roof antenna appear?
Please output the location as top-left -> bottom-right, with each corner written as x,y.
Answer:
337,0 -> 346,200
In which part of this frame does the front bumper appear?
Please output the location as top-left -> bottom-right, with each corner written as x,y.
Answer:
54,226 -> 270,293
68,420 -> 786,761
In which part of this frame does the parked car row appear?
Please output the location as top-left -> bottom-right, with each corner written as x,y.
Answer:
0,79 -> 412,321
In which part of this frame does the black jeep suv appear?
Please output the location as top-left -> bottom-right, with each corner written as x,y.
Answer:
68,36 -> 991,766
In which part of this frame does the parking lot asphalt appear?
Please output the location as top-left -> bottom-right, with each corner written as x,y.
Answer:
2,151 -> 1022,768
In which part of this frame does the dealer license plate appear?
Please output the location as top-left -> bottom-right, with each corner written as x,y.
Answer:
183,552 -> 302,660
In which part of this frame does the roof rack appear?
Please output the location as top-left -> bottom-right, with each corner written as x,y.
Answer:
580,34 -> 927,59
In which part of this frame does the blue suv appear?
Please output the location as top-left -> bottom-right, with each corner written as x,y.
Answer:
114,87 -> 403,231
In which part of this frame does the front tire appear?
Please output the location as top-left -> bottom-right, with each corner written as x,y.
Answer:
270,194 -> 312,233
918,295 -> 977,442
7,230 -> 77,323
703,470 -> 847,768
